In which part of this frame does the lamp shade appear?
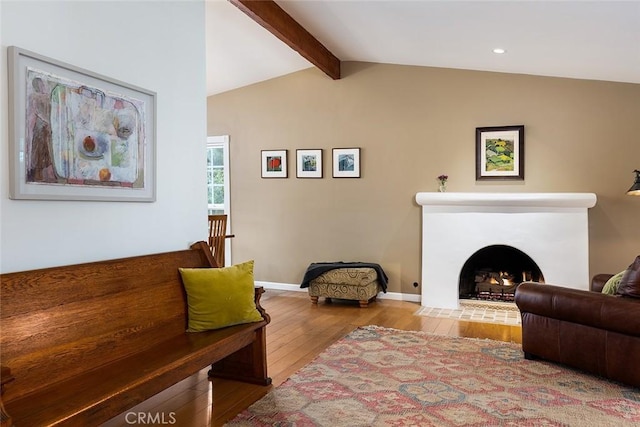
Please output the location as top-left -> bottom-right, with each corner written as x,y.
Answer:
628,169 -> 640,196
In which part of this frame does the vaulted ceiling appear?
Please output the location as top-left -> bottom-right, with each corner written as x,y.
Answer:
206,0 -> 640,96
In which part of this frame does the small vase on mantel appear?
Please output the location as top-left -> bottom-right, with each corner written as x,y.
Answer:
437,174 -> 448,193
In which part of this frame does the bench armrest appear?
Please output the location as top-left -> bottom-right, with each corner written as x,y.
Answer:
1,367 -> 14,392
254,286 -> 270,324
1,366 -> 14,427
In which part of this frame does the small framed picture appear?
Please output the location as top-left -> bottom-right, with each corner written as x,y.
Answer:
332,148 -> 361,178
261,150 -> 288,178
296,149 -> 323,178
476,125 -> 524,181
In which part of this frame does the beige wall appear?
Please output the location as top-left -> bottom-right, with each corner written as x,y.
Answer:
208,62 -> 640,295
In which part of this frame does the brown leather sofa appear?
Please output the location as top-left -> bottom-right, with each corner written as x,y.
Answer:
515,273 -> 640,387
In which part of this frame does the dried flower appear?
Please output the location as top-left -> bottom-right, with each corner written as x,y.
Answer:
437,174 -> 448,184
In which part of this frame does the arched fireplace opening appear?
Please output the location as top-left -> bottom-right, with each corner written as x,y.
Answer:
459,245 -> 545,302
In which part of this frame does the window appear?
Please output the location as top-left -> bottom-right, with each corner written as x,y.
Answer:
206,135 -> 231,265
207,135 -> 230,215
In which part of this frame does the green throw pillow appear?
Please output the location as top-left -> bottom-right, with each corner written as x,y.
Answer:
179,260 -> 263,332
602,270 -> 626,295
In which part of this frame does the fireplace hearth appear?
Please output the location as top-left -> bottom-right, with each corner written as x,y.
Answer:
415,192 -> 596,309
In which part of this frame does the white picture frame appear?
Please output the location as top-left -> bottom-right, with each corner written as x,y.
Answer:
7,46 -> 157,202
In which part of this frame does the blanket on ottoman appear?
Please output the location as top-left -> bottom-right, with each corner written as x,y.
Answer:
300,262 -> 388,292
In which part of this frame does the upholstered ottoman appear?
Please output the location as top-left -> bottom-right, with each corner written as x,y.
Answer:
308,267 -> 382,308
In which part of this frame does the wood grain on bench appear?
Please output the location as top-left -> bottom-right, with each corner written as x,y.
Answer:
0,241 -> 270,426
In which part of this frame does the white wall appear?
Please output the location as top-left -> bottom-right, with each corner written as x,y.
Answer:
0,1 -> 207,273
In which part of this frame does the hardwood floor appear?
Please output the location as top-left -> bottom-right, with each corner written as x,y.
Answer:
103,290 -> 522,427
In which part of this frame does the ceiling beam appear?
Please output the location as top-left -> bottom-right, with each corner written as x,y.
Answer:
229,0 -> 341,80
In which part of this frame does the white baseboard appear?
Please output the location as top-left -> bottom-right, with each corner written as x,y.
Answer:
255,281 -> 421,303
256,281 -> 307,293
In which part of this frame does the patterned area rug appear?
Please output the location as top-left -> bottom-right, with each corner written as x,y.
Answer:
226,326 -> 640,426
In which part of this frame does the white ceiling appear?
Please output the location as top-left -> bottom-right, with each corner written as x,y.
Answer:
206,0 -> 640,96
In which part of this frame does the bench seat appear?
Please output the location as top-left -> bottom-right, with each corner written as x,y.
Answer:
0,242 -> 271,427
5,321 -> 266,426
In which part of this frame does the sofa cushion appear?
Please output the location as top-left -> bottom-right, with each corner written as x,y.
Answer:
516,282 -> 640,338
617,256 -> 640,298
179,260 -> 263,332
602,270 -> 626,295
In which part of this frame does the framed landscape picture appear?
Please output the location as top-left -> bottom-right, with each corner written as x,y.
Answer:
296,149 -> 322,178
261,149 -> 288,178
332,148 -> 361,178
476,125 -> 524,181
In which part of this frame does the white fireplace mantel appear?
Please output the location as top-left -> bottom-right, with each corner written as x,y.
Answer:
415,192 -> 597,209
415,192 -> 597,309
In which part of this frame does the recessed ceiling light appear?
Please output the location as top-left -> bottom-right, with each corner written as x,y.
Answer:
493,48 -> 506,54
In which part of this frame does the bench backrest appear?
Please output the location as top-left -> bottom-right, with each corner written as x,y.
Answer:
0,242 -> 215,402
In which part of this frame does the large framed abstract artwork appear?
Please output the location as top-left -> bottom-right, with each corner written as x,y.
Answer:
7,46 -> 156,201
475,125 -> 524,181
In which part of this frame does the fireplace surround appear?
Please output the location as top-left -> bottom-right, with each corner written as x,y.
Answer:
415,192 -> 597,309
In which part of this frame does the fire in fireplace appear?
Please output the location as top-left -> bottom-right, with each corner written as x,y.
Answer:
459,245 -> 545,302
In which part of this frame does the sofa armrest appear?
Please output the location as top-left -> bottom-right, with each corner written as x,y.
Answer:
591,274 -> 613,292
515,282 -> 640,337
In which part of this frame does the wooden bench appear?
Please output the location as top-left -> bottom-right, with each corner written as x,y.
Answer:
0,241 -> 271,427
